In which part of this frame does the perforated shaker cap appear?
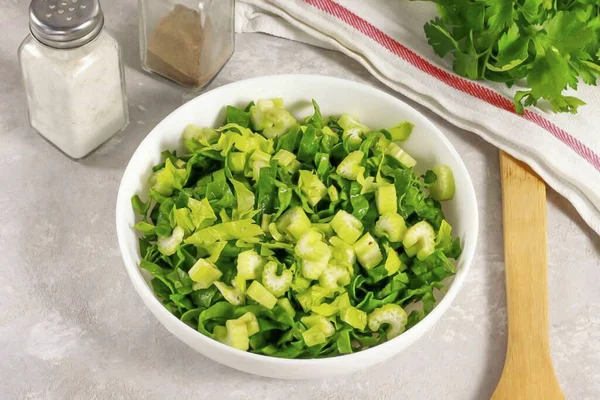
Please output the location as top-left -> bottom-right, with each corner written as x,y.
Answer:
29,0 -> 104,49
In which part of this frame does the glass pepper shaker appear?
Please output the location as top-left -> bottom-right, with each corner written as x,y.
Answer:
18,0 -> 129,159
138,0 -> 235,89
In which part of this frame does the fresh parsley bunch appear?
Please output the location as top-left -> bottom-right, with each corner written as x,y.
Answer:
422,0 -> 600,113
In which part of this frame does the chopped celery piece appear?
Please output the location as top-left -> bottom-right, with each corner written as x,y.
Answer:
403,221 -> 436,260
295,285 -> 334,312
302,326 -> 328,347
221,319 -> 250,350
295,230 -> 331,262
213,325 -> 227,342
301,314 -> 335,345
388,121 -> 414,141
430,164 -> 456,201
327,185 -> 339,202
336,151 -> 364,180
357,168 -> 378,194
319,264 -> 351,289
375,184 -> 397,215
236,250 -> 265,280
214,281 -> 245,305
248,149 -> 271,182
276,207 -> 312,241
329,236 -> 356,265
383,245 -> 403,276
149,158 -> 187,197
261,261 -> 293,297
330,210 -> 363,244
338,114 -> 369,151
250,98 -> 297,138
246,281 -> 278,309
341,307 -> 367,330
268,222 -> 285,241
300,258 -> 329,280
374,212 -> 407,243
298,170 -> 327,206
183,124 -> 219,150
272,149 -> 296,167
157,226 -> 185,256
237,312 -> 260,336
386,142 -> 417,168
353,233 -> 383,269
277,298 -> 296,318
292,275 -> 312,293
188,258 -> 222,289
311,301 -> 339,317
367,304 -> 408,340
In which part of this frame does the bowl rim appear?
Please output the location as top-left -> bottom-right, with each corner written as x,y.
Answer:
116,73 -> 479,366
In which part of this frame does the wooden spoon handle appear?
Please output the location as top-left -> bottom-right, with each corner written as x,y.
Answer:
492,152 -> 563,400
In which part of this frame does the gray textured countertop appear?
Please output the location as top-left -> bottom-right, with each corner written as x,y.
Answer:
2,1 -> 600,399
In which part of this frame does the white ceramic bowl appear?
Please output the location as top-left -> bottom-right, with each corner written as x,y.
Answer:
116,74 -> 478,379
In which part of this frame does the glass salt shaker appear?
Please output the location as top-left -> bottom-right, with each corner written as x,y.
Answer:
138,0 -> 235,89
19,0 -> 129,159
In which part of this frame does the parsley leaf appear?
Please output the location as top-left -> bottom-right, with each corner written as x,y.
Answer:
420,0 -> 600,114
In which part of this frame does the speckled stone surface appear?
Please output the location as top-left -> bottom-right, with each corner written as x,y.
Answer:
1,1 -> 600,399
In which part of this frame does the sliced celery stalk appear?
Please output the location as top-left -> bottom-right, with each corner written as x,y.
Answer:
223,319 -> 250,350
302,326 -> 328,347
336,151 -> 364,180
330,210 -> 363,244
272,149 -> 297,168
374,212 -> 407,243
298,170 -> 327,206
387,142 -> 417,168
295,230 -> 331,262
383,244 -> 402,276
236,250 -> 266,280
277,298 -> 296,318
300,258 -> 329,280
319,264 -> 351,289
388,121 -> 414,141
301,314 -> 335,337
353,233 -> 383,269
327,185 -> 339,202
236,312 -> 260,336
329,236 -> 357,265
430,164 -> 456,201
403,221 -> 436,260
247,280 -> 278,309
367,304 -> 408,340
261,261 -> 293,298
341,307 -> 367,330
214,281 -> 245,305
276,207 -> 312,241
375,184 -> 397,215
157,226 -> 185,256
188,258 -> 223,289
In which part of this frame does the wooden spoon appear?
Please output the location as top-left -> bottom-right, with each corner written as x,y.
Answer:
491,151 -> 564,400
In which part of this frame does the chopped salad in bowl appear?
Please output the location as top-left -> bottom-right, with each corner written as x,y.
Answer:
130,98 -> 462,358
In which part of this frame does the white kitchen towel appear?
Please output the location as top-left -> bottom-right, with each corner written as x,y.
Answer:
236,0 -> 600,235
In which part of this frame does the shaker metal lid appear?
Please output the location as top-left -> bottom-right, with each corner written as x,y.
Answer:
29,0 -> 104,49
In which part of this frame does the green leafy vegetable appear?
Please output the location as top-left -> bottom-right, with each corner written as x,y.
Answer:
420,1 -> 600,113
131,98 -> 462,358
